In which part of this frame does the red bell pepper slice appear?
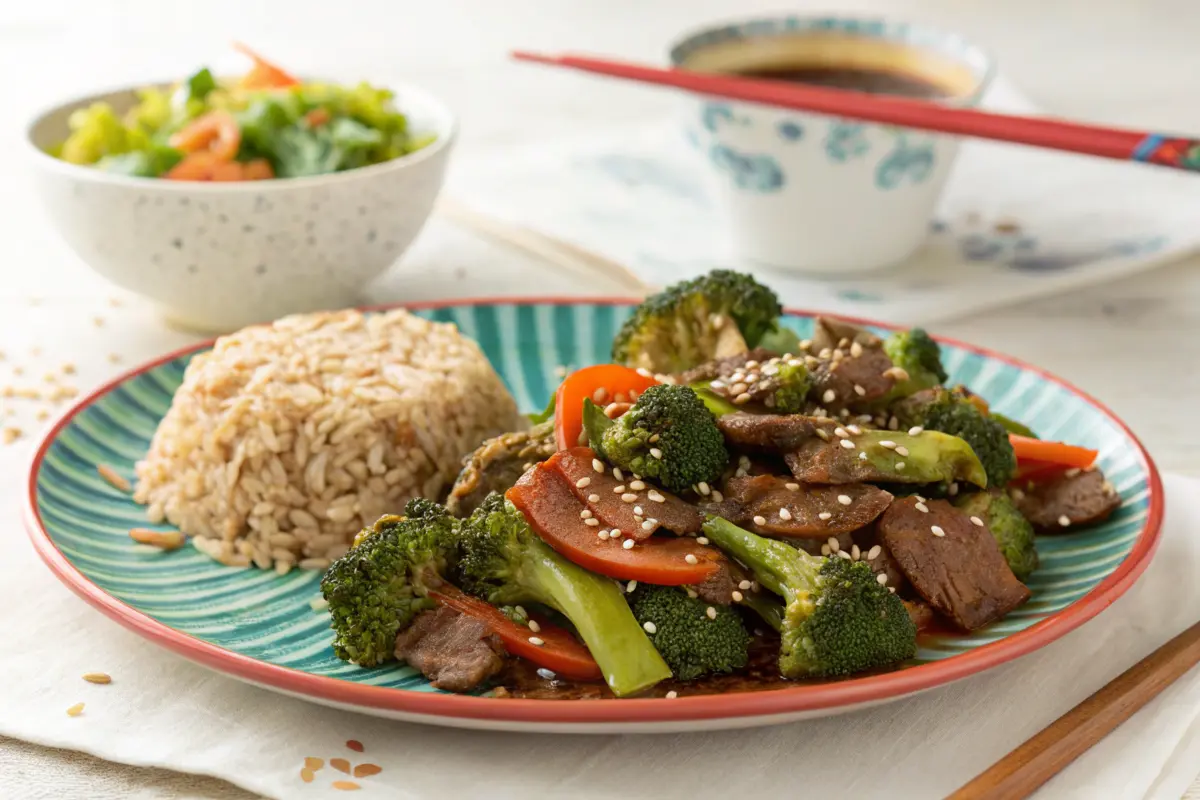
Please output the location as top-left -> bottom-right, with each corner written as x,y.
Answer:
553,364 -> 658,451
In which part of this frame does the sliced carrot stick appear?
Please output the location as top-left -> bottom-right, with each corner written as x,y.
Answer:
1009,434 -> 1098,469
554,364 -> 658,451
427,584 -> 602,681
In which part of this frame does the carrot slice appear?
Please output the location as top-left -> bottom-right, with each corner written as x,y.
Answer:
506,463 -> 720,585
234,42 -> 300,89
1009,434 -> 1098,469
554,364 -> 658,451
427,584 -> 602,681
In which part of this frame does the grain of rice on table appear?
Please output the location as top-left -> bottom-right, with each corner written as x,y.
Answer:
133,309 -> 522,570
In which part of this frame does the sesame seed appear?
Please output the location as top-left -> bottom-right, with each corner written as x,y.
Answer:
666,691 -> 678,699
629,480 -> 646,491
614,485 -> 626,493
580,509 -> 592,519
745,360 -> 760,369
528,636 -> 545,646
643,621 -> 657,634
636,367 -> 654,378
575,477 -> 591,489
1058,515 -> 1072,527
598,530 -> 610,540
706,607 -> 717,620
611,529 -> 622,539
623,539 -> 635,550
915,502 -> 929,513
876,573 -> 888,585
710,380 -> 726,390
734,392 -> 753,404
1065,467 -> 1082,478
847,425 -> 862,435
731,590 -> 744,603
588,494 -> 600,503
859,452 -> 868,461
908,426 -> 924,436
730,382 -> 748,395
837,495 -> 852,506
816,429 -> 831,441
949,482 -> 959,496
621,493 -> 637,502
970,516 -> 985,527
738,580 -> 752,591
834,427 -> 849,439
613,467 -> 624,481
592,458 -> 605,473
820,544 -> 831,555
593,388 -> 609,404
729,373 -> 745,384
585,518 -> 600,527
838,550 -> 852,560
684,554 -> 699,565
686,588 -> 698,598
698,481 -> 711,495
895,446 -> 910,457
868,545 -> 882,560
851,544 -> 860,560
818,512 -> 832,521
880,440 -> 897,449
889,586 -> 896,594
537,668 -> 557,680
827,537 -> 839,550
823,389 -> 836,404
1010,488 -> 1025,501
819,347 -> 832,359
896,462 -> 906,470
634,506 -> 644,515
739,455 -> 751,466
854,384 -> 866,397
850,341 -> 864,358
647,490 -> 665,503
915,495 -> 927,502
840,439 -> 855,450
931,525 -> 945,537
779,507 -> 793,521
752,515 -> 767,526
641,520 -> 654,531
711,490 -> 723,502
528,620 -> 542,633
1103,481 -> 1117,496
697,536 -> 710,545
649,447 -> 663,459
888,416 -> 899,430
624,581 -> 638,594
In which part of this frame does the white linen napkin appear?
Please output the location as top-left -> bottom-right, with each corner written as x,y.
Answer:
2,464 -> 1198,800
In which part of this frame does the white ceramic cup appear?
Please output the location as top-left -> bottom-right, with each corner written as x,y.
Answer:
671,16 -> 994,275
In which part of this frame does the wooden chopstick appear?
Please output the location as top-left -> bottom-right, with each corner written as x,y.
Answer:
437,199 -> 652,297
948,619 -> 1200,800
512,51 -> 1200,175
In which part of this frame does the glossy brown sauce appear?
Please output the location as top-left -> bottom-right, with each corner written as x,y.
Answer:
736,65 -> 953,99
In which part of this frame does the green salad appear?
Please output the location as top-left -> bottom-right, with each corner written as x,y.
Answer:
51,44 -> 435,182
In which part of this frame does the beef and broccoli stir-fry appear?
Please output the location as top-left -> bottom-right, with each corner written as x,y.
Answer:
320,270 -> 1122,699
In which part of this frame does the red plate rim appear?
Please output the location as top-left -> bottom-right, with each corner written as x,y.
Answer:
23,296 -> 1164,726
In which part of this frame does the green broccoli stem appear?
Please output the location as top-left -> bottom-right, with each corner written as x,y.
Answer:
516,537 -> 671,696
689,382 -> 739,417
701,516 -> 818,606
581,398 -> 614,457
738,592 -> 784,633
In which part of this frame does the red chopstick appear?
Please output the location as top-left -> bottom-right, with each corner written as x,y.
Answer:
512,50 -> 1200,174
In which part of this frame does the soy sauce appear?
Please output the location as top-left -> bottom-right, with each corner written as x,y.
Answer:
737,65 -> 953,100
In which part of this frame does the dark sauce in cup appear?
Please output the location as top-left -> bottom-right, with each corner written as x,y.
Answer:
735,65 -> 954,99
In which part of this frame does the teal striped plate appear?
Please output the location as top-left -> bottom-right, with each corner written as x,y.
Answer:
24,300 -> 1163,732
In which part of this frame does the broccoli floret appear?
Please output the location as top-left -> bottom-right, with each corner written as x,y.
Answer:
702,517 -> 916,678
883,328 -> 948,400
612,269 -> 783,373
896,388 -> 1016,487
956,491 -> 1039,582
320,499 -> 460,667
770,360 -> 813,413
597,384 -> 729,493
630,586 -> 749,680
458,493 -> 671,696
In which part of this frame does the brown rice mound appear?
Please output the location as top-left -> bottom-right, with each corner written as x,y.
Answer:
133,308 -> 522,572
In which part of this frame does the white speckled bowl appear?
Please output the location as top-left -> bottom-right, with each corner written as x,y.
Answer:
26,82 -> 456,333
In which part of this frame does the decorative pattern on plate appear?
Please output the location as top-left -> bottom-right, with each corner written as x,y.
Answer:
26,300 -> 1160,729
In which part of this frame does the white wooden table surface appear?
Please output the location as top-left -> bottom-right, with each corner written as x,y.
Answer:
0,0 -> 1197,797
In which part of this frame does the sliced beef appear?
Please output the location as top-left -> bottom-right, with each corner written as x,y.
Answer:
719,474 -> 892,538
1012,469 -> 1121,532
878,497 -> 1030,631
806,318 -> 897,412
551,447 -> 703,539
853,523 -> 908,593
678,348 -> 777,385
394,607 -> 506,692
717,412 -> 831,452
902,599 -> 936,633
690,555 -> 750,606
447,421 -> 557,516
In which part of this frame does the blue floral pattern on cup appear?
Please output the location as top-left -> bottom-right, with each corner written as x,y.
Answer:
777,120 -> 805,142
709,144 -> 785,192
876,136 -> 937,189
824,122 -> 870,162
701,103 -> 736,133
